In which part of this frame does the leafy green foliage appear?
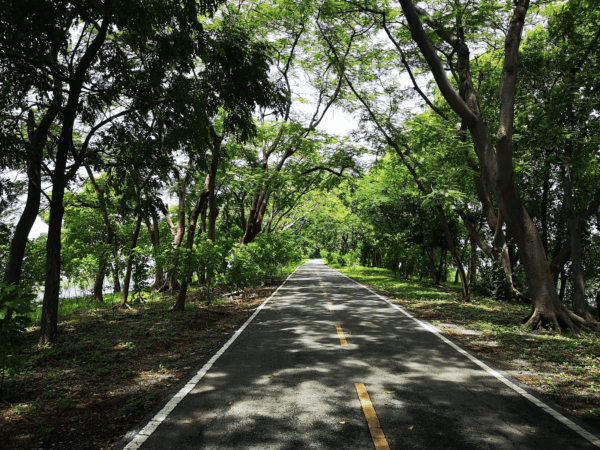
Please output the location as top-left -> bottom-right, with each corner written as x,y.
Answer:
0,282 -> 35,384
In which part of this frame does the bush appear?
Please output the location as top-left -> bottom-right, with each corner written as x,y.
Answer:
224,232 -> 301,289
477,260 -> 511,300
0,282 -> 36,387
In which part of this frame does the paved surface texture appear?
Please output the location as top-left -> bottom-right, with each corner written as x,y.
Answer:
131,260 -> 597,449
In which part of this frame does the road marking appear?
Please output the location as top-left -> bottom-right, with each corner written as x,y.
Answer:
335,324 -> 348,346
338,268 -> 600,448
327,302 -> 334,312
355,383 -> 391,450
121,266 -> 302,450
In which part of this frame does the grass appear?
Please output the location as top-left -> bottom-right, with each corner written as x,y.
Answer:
329,263 -> 600,427
1,261 -> 305,450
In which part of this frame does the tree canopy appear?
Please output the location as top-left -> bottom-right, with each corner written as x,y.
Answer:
1,0 -> 600,347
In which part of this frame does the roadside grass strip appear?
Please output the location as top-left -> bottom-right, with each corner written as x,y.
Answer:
355,383 -> 391,450
335,324 -> 348,347
334,265 -> 600,448
122,266 -> 301,450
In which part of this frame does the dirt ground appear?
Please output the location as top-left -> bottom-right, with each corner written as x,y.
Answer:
0,285 -> 278,450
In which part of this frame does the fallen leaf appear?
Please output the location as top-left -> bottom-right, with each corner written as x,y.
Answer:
340,421 -> 346,424
409,426 -> 414,430
385,391 -> 395,394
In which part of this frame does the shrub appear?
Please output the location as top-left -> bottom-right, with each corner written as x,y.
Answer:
0,282 -> 36,389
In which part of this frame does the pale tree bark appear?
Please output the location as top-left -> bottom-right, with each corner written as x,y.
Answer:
398,0 -> 591,332
159,179 -> 187,292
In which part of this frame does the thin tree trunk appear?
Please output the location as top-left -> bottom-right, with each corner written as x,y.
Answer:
120,215 -> 143,308
469,238 -> 477,286
563,156 -> 593,320
112,263 -> 121,292
541,163 -> 550,254
160,183 -> 186,292
427,248 -> 437,282
3,133 -> 42,285
175,141 -> 220,310
144,214 -> 164,290
559,269 -> 567,303
436,249 -> 444,285
85,166 -> 114,302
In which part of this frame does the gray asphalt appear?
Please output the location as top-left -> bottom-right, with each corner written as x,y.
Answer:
133,259 -> 596,449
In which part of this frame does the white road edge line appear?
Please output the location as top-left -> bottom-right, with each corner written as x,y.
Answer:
333,265 -> 600,448
123,264 -> 302,450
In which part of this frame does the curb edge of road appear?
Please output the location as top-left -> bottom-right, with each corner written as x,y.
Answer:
332,266 -> 600,448
113,264 -> 302,450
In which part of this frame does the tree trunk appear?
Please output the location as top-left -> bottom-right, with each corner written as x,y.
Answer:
38,10 -> 110,344
468,238 -> 477,286
175,141 -> 220,311
562,157 -> 593,320
112,263 -> 121,293
437,204 -> 471,302
400,0 -> 589,332
39,194 -> 65,344
120,215 -> 143,308
4,65 -> 62,285
241,191 -> 270,245
144,214 -> 164,290
427,248 -> 437,282
436,249 -> 444,285
3,133 -> 42,285
559,269 -> 567,303
160,183 -> 187,292
85,166 -> 114,303
541,162 -> 550,254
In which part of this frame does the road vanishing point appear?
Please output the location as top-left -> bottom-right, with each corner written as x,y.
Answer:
118,260 -> 600,450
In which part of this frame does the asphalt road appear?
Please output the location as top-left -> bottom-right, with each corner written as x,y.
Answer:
123,259 -> 599,449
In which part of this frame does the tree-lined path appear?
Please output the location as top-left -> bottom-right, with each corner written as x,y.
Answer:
119,260 -> 597,449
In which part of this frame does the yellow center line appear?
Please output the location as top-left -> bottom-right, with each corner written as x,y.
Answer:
327,302 -> 334,312
355,383 -> 391,450
335,324 -> 348,346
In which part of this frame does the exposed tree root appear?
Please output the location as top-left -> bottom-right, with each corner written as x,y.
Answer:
112,302 -> 132,310
509,286 -> 531,303
521,304 -> 597,335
